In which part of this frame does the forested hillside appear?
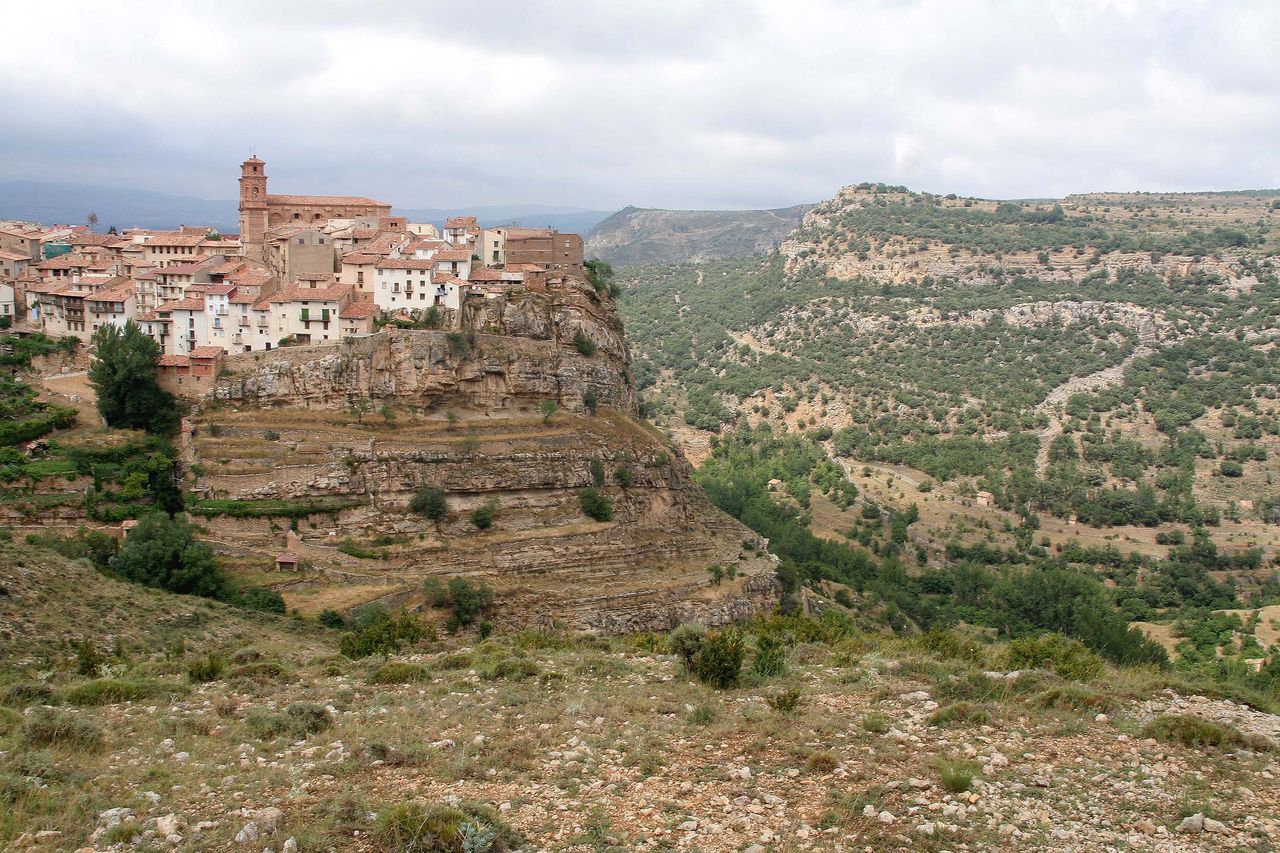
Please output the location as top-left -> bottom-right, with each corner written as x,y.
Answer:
618,184 -> 1280,673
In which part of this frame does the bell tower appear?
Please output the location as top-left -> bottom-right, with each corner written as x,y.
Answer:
239,155 -> 268,260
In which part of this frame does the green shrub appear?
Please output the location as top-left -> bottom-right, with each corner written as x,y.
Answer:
423,577 -> 449,608
471,500 -> 497,530
340,612 -> 425,659
1140,714 -> 1266,750
481,657 -> 540,681
369,662 -> 430,685
410,486 -> 448,520
928,701 -> 993,727
234,587 -> 286,613
1032,685 -> 1115,713
245,708 -> 289,739
688,703 -> 716,725
766,688 -> 802,714
446,577 -> 493,631
1,683 -> 54,707
861,711 -> 889,733
22,708 -> 103,750
694,629 -> 745,689
187,654 -> 225,684
1005,634 -> 1105,681
936,757 -> 979,792
285,701 -> 332,736
668,624 -> 706,671
615,466 -> 633,488
318,608 -> 346,629
579,487 -> 613,522
573,330 -> 598,357
102,823 -> 143,844
229,660 -> 292,681
753,634 -> 787,677
373,800 -> 522,852
64,678 -> 183,707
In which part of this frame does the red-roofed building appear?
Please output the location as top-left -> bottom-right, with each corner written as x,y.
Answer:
339,300 -> 378,337
268,274 -> 353,345
239,156 -> 392,262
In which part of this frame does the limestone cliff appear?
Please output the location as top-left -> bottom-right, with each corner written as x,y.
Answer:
213,277 -> 635,415
192,277 -> 779,632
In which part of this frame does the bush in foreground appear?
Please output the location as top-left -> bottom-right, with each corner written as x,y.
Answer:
694,629 -> 745,689
22,709 -> 103,751
374,800 -> 523,852
1004,633 -> 1105,681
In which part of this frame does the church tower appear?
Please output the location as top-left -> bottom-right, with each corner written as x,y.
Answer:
239,156 -> 268,260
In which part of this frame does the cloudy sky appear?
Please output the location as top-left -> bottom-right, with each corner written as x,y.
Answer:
1,0 -> 1277,210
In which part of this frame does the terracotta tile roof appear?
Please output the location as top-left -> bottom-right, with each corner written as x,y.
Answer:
506,262 -> 546,272
204,284 -> 237,296
157,297 -> 205,311
226,268 -> 271,289
71,233 -> 118,247
433,248 -> 471,262
26,280 -> 64,294
376,257 -> 435,270
209,260 -> 245,275
251,298 -> 271,310
267,194 -> 391,208
35,254 -> 90,270
341,252 -> 380,265
444,216 -> 478,229
190,345 -> 224,358
269,283 -> 350,303
144,233 -> 207,247
156,262 -> 206,277
89,277 -> 134,301
157,354 -> 190,367
432,273 -> 468,287
0,250 -> 29,261
340,301 -> 378,319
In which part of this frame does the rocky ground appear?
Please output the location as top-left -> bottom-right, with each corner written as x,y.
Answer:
3,597 -> 1276,851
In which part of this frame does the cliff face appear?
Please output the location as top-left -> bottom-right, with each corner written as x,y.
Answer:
213,277 -> 636,415
192,277 -> 779,632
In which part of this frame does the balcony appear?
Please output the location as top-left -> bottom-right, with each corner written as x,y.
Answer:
233,334 -> 243,344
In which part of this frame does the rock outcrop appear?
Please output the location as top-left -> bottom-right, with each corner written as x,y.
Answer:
191,276 -> 779,632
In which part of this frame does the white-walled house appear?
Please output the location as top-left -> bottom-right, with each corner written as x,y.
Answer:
373,257 -> 437,311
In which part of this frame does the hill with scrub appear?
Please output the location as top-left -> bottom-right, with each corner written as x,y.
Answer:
617,183 -> 1280,674
1,542 -> 1277,851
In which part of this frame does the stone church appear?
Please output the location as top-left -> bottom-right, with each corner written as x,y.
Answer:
238,156 -> 392,260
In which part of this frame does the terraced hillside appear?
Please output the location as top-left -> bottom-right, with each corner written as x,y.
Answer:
187,405 -> 776,632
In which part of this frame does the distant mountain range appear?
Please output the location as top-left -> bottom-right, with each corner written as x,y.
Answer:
584,204 -> 813,266
0,181 -> 241,232
0,180 -> 615,235
0,180 -> 813,265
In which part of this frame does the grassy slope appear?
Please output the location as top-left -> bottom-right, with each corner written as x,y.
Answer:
0,543 -> 330,671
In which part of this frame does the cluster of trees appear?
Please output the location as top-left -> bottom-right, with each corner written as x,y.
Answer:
794,190 -> 1263,257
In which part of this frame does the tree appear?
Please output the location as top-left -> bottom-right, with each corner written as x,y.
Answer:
540,400 -> 559,424
109,511 -> 225,598
380,403 -> 396,424
88,321 -> 179,433
580,487 -> 613,522
349,397 -> 372,424
87,211 -> 99,229
409,486 -> 447,521
584,258 -> 616,296
446,577 -> 493,630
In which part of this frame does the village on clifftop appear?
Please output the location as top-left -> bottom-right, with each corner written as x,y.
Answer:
0,155 -> 586,380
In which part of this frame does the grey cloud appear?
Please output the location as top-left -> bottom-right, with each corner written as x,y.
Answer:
0,0 -> 1276,210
